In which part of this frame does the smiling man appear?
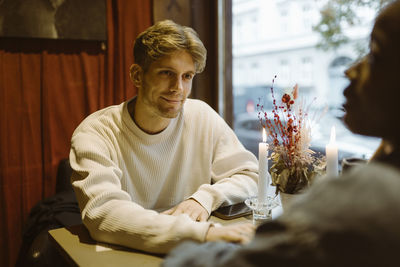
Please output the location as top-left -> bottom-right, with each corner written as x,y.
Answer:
69,20 -> 258,254
129,49 -> 195,133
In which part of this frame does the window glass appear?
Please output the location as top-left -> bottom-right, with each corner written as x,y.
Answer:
232,0 -> 381,161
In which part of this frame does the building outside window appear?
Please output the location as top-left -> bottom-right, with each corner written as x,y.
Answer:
232,0 -> 381,161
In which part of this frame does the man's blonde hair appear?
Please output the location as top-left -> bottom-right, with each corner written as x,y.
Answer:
134,20 -> 207,73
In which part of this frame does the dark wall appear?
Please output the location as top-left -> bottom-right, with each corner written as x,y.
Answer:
153,0 -> 233,125
0,1 -> 151,266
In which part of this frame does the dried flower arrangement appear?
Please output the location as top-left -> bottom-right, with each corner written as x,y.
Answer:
257,76 -> 326,194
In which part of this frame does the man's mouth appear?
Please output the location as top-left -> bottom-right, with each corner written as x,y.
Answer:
162,97 -> 182,104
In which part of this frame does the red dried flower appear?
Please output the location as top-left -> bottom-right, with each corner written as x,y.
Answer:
257,77 -> 317,170
282,94 -> 291,103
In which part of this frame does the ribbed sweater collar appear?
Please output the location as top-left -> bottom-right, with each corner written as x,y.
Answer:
121,97 -> 182,145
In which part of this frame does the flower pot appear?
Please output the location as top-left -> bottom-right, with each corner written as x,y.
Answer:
279,191 -> 301,211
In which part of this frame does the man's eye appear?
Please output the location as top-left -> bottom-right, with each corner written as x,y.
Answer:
160,70 -> 173,76
183,73 -> 193,80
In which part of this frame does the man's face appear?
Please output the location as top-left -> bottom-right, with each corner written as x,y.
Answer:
343,12 -> 399,138
135,50 -> 196,119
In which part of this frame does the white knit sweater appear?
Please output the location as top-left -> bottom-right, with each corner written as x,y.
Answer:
69,98 -> 258,253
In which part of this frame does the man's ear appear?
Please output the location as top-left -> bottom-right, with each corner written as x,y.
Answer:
129,64 -> 143,87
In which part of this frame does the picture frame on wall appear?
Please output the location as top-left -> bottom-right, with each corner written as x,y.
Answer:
0,0 -> 106,40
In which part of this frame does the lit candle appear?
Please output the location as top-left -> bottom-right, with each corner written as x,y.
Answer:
258,128 -> 269,204
326,126 -> 339,177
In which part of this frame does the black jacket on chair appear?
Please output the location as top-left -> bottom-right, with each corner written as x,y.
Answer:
15,159 -> 82,267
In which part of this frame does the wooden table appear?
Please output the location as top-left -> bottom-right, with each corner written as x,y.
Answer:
49,208 -> 283,266
49,223 -> 164,267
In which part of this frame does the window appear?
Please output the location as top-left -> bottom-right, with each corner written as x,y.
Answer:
279,59 -> 290,82
279,8 -> 289,33
300,56 -> 313,85
231,0 -> 381,161
301,3 -> 313,31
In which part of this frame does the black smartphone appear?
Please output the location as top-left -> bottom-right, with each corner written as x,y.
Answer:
212,202 -> 252,220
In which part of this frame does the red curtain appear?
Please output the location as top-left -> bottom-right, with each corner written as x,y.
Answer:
0,1 -> 151,266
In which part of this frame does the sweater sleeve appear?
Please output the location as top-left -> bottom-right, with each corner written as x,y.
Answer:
70,129 -> 210,254
190,105 -> 259,214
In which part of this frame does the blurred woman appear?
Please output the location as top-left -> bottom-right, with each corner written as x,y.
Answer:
343,0 -> 400,168
162,2 -> 400,266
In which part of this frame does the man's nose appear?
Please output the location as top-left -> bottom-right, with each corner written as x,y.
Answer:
171,76 -> 184,92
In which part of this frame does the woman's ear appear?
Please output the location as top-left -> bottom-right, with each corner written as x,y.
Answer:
129,64 -> 143,87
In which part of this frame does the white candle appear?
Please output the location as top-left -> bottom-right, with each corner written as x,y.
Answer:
258,128 -> 269,204
326,126 -> 339,177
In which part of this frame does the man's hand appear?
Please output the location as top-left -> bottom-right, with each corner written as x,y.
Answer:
162,198 -> 209,222
206,223 -> 256,244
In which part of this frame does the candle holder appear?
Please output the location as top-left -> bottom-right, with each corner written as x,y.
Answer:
245,196 -> 280,226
